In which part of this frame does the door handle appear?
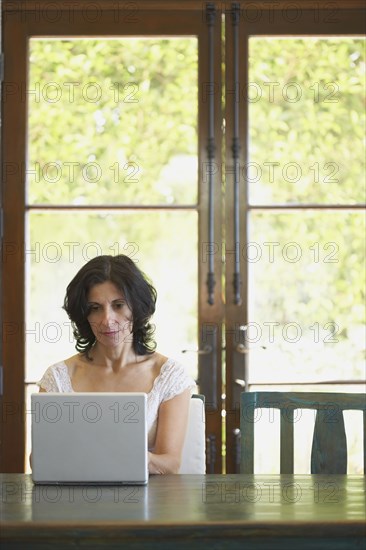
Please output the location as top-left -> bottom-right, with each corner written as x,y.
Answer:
231,323 -> 247,406
182,345 -> 212,355
195,324 -> 218,410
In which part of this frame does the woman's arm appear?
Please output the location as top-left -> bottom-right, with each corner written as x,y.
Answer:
148,388 -> 191,474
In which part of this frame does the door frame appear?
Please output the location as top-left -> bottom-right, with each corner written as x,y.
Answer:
1,1 -> 222,472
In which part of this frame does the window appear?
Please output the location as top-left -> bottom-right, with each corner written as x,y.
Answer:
1,0 -> 365,474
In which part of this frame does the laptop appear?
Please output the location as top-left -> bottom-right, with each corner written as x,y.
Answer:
31,392 -> 148,485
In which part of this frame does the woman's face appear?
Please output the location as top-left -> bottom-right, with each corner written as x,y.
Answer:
86,281 -> 133,348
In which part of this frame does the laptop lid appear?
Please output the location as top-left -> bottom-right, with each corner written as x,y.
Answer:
31,393 -> 148,485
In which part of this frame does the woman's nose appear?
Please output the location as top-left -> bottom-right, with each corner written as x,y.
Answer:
100,306 -> 115,325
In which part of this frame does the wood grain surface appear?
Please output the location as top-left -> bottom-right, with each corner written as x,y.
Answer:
0,474 -> 365,549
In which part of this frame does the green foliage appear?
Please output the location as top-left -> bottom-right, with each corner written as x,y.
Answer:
28,38 -> 198,205
249,38 -> 365,204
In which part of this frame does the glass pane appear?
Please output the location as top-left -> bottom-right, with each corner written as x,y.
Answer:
248,38 -> 365,204
26,211 -> 198,383
247,211 -> 365,383
27,38 -> 198,205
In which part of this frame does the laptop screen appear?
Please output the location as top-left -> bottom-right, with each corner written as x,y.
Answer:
31,393 -> 148,485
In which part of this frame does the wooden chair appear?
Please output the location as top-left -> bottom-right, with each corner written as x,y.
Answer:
240,392 -> 366,474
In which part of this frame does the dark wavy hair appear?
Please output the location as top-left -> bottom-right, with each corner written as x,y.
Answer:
63,255 -> 157,359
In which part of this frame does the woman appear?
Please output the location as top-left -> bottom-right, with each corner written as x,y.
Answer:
37,254 -> 196,474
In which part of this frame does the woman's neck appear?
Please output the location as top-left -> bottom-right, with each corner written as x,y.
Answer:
86,343 -> 140,372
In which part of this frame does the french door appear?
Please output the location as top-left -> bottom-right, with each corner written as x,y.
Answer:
223,4 -> 366,474
1,2 -> 224,473
1,1 -> 365,474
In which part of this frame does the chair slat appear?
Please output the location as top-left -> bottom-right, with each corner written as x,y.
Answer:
240,400 -> 255,473
311,409 -> 347,474
280,408 -> 294,474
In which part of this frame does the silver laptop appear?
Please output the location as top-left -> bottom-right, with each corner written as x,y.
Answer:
31,393 -> 148,485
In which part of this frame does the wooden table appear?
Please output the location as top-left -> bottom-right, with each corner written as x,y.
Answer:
0,474 -> 365,549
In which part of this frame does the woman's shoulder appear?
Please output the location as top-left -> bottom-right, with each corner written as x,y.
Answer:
143,353 -> 180,379
63,353 -> 85,376
151,354 -> 196,401
152,352 -> 170,372
135,351 -> 167,377
43,359 -> 69,376
38,356 -> 78,391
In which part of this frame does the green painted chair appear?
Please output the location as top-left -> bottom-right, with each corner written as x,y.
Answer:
240,391 -> 366,474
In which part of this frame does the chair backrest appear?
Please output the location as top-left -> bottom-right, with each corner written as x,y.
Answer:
240,391 -> 366,474
179,394 -> 206,474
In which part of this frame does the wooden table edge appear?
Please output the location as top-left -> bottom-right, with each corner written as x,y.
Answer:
1,520 -> 365,537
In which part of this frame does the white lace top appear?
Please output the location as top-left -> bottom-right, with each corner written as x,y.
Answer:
37,358 -> 196,451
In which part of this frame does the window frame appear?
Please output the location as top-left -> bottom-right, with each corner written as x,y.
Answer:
1,0 -> 365,474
